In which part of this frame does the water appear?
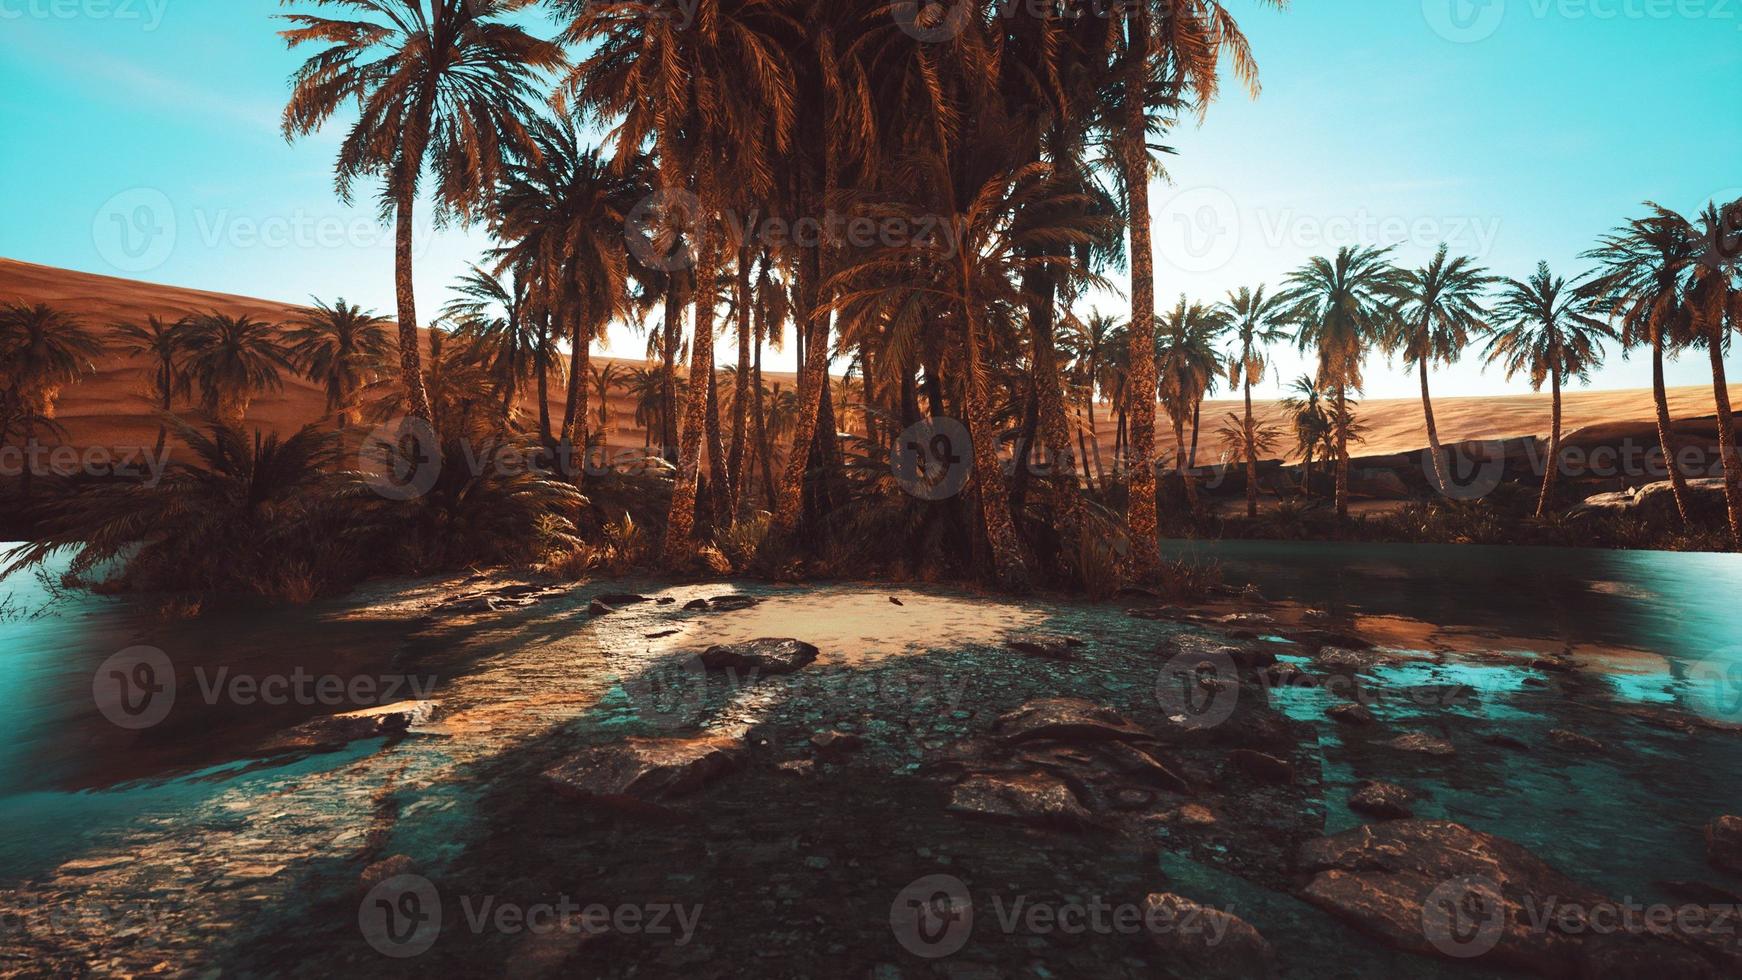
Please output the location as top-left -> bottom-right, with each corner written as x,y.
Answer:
3,542 -> 1740,975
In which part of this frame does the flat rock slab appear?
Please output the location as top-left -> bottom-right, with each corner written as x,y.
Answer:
1348,780 -> 1414,820
1143,893 -> 1276,979
1387,732 -> 1456,756
261,700 -> 441,754
1160,633 -> 1276,670
543,736 -> 745,804
1005,633 -> 1085,661
947,771 -> 1092,828
699,638 -> 819,675
994,698 -> 1153,746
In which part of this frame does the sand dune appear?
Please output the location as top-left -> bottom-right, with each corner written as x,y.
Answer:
4,258 -> 1734,467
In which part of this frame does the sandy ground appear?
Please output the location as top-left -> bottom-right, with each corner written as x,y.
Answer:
5,258 -> 1735,465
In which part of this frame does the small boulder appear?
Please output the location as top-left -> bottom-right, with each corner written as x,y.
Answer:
1226,749 -> 1294,785
1706,815 -> 1742,875
1548,728 -> 1604,753
699,638 -> 820,675
595,592 -> 652,606
1142,893 -> 1276,979
359,854 -> 416,894
682,598 -> 711,611
588,598 -> 617,617
947,771 -> 1092,828
1327,703 -> 1377,726
994,698 -> 1152,746
1387,732 -> 1456,756
1348,781 -> 1414,820
543,735 -> 745,804
1006,633 -> 1084,661
810,730 -> 865,759
1171,803 -> 1218,827
707,594 -> 760,611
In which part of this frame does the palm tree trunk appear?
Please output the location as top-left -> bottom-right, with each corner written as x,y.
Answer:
664,180 -> 721,560
1244,377 -> 1259,518
1537,364 -> 1563,518
1121,30 -> 1161,578
1335,386 -> 1351,521
1420,357 -> 1450,495
153,370 -> 171,458
563,312 -> 591,484
1188,396 -> 1203,469
726,244 -> 752,521
766,176 -> 831,553
1651,334 -> 1693,523
660,276 -> 682,463
964,288 -> 1030,591
1174,413 -> 1199,510
706,360 -> 730,525
1707,333 -> 1742,547
391,176 -> 435,429
535,321 -> 554,449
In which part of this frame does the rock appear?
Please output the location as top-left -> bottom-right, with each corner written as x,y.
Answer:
543,736 -> 745,804
1484,733 -> 1531,751
359,854 -> 415,893
56,855 -> 137,875
1142,893 -> 1277,979
1226,749 -> 1294,785
810,730 -> 865,759
699,638 -> 820,675
588,598 -> 617,616
1706,816 -> 1742,875
1348,781 -> 1414,820
1548,728 -> 1604,753
946,772 -> 1092,828
1096,740 -> 1190,793
595,592 -> 652,606
1577,932 -> 1725,978
993,698 -> 1152,746
261,700 -> 440,753
1317,647 -> 1388,671
1161,632 -> 1276,670
1298,820 -> 1608,975
776,759 -> 816,777
643,629 -> 680,639
1171,803 -> 1218,827
682,598 -> 711,611
656,597 -> 677,605
1005,632 -> 1084,661
1327,703 -> 1377,726
1387,732 -> 1456,756
707,594 -> 760,611
889,596 -> 904,606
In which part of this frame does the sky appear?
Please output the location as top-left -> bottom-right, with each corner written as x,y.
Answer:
0,0 -> 1738,400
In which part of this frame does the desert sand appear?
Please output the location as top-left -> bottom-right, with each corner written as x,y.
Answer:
4,257 -> 1735,465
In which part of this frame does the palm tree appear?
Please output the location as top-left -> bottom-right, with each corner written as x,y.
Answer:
1685,198 -> 1742,546
1218,286 -> 1289,517
1280,374 -> 1331,499
0,303 -> 104,496
1584,206 -> 1700,523
590,362 -> 621,435
279,0 -> 564,432
1393,245 -> 1495,494
441,262 -> 542,432
181,313 -> 291,423
1280,245 -> 1405,520
112,314 -> 190,456
624,365 -> 667,449
1485,263 -> 1616,516
283,298 -> 392,430
1156,296 -> 1226,511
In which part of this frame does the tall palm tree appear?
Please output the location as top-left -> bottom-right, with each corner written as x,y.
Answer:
0,303 -> 103,496
1583,206 -> 1700,523
1685,198 -> 1742,546
1393,245 -> 1495,494
1280,245 -> 1404,520
283,298 -> 392,430
112,314 -> 190,456
181,313 -> 292,423
624,364 -> 667,449
279,0 -> 564,431
1155,296 -> 1226,510
1218,285 -> 1289,517
590,362 -> 621,434
1485,263 -> 1616,516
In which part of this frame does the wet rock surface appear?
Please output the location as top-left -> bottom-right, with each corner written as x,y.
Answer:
1143,892 -> 1277,979
699,638 -> 820,675
543,736 -> 746,804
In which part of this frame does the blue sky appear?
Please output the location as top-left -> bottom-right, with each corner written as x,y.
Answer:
0,0 -> 1737,398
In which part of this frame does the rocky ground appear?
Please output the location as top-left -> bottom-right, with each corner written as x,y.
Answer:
3,577 -> 1740,978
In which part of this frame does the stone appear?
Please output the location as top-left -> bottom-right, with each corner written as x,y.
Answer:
1298,820 -> 1609,975
1327,703 -> 1376,726
810,730 -> 865,759
588,598 -> 617,616
683,598 -> 711,611
543,736 -> 745,804
946,772 -> 1092,828
1005,633 -> 1084,661
1387,732 -> 1456,756
1172,803 -> 1218,827
1226,749 -> 1294,785
1142,893 -> 1277,979
261,701 -> 440,754
1161,632 -> 1275,670
595,592 -> 652,606
1706,815 -> 1742,875
358,854 -> 415,893
699,638 -> 820,675
993,698 -> 1152,746
1348,781 -> 1414,820
1548,728 -> 1603,753
706,594 -> 760,611
1095,741 -> 1190,793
